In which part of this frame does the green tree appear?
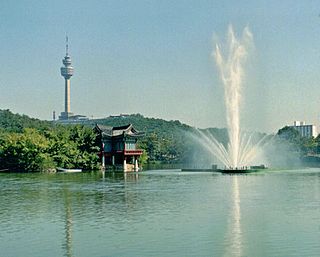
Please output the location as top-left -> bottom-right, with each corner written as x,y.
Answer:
277,126 -> 317,156
0,129 -> 54,172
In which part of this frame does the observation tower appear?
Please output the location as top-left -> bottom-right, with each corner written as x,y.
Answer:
59,36 -> 74,120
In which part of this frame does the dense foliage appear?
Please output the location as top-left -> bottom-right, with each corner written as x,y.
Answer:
94,114 -> 229,164
277,126 -> 318,156
0,111 -> 232,170
0,111 -> 99,172
1,110 -> 281,171
274,126 -> 320,166
0,109 -> 51,133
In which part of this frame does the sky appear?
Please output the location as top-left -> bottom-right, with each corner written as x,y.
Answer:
0,0 -> 320,133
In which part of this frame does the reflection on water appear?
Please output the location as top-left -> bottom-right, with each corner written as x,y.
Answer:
101,170 -> 139,183
124,172 -> 139,182
63,187 -> 73,257
0,170 -> 320,257
224,176 -> 242,257
54,171 -> 140,257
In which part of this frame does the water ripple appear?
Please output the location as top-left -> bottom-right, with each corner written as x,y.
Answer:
0,170 -> 319,257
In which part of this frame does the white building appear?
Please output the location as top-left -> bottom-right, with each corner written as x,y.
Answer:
290,121 -> 317,138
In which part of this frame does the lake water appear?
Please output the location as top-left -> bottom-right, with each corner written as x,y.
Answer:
0,169 -> 319,257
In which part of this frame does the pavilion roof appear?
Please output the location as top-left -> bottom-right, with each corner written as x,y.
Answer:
94,124 -> 144,138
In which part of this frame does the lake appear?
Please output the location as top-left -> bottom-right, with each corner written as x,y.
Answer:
0,169 -> 319,257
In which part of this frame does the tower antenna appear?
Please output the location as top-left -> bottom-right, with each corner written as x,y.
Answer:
66,34 -> 69,55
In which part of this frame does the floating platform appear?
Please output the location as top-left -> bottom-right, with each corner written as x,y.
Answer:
181,168 -> 256,173
220,169 -> 258,174
181,165 -> 267,174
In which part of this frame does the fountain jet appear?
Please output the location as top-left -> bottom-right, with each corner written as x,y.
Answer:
197,25 -> 266,169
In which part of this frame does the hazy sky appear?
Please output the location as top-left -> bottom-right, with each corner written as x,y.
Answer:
1,0 -> 320,133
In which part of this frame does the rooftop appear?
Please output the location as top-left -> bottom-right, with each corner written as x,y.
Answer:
95,124 -> 144,138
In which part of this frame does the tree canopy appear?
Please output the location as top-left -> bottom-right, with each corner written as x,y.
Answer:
0,110 -> 99,172
6,109 -> 319,171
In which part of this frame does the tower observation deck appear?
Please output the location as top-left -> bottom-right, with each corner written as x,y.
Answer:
59,36 -> 74,120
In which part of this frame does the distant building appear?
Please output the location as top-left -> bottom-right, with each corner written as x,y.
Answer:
109,114 -> 130,118
94,124 -> 144,172
289,121 -> 317,138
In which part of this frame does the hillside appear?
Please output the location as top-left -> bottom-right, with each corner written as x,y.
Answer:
3,110 -> 318,169
0,109 -> 51,132
92,114 -> 228,164
0,110 -> 229,164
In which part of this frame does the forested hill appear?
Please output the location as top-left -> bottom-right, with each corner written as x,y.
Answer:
0,110 -> 229,165
0,110 -> 225,139
0,109 -> 51,132
93,114 -> 228,163
0,110 -> 98,172
1,109 -> 319,169
94,114 -> 193,138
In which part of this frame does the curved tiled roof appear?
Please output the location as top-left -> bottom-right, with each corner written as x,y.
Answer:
95,124 -> 144,138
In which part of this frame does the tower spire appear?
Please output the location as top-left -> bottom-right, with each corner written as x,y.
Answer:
66,35 -> 69,56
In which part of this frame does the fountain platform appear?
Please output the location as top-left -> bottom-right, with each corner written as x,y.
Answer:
220,168 -> 257,174
181,165 -> 267,174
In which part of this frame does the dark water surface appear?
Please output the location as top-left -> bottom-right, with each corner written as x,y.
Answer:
0,169 -> 319,257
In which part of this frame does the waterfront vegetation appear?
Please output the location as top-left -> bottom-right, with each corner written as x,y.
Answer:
0,110 -> 99,171
1,109 -> 320,172
276,126 -> 320,164
0,125 -> 99,172
0,110 -> 226,171
277,126 -> 319,154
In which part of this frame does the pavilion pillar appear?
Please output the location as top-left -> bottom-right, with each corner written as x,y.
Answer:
123,157 -> 127,172
101,153 -> 105,169
134,156 -> 138,172
101,142 -> 105,170
112,155 -> 115,166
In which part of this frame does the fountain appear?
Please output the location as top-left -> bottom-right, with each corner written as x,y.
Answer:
191,25 -> 267,173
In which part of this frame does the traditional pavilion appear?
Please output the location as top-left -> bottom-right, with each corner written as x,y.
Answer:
94,124 -> 144,172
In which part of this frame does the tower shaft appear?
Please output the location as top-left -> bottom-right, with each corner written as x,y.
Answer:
65,78 -> 71,114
